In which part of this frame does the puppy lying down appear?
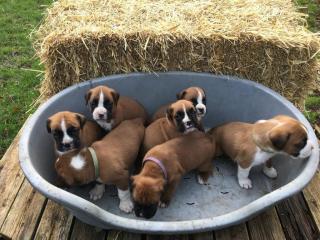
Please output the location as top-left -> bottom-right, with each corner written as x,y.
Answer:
55,118 -> 145,213
132,131 -> 216,219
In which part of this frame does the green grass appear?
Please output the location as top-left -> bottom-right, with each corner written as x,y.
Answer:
0,0 -> 52,156
0,1 -> 319,158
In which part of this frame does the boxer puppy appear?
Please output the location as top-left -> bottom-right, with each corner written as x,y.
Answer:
143,99 -> 203,154
208,115 -> 314,189
152,86 -> 206,122
46,111 -> 105,156
132,131 -> 215,219
55,118 -> 145,213
85,85 -> 148,131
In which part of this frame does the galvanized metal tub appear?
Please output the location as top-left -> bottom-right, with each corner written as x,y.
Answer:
19,72 -> 319,234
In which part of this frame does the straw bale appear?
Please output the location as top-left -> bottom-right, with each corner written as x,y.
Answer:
34,0 -> 320,106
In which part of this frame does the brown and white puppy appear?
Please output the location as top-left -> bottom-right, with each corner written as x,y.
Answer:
55,118 -> 145,213
85,85 -> 148,131
132,131 -> 215,219
208,115 -> 314,189
143,99 -> 203,154
152,86 -> 206,122
47,111 -> 105,156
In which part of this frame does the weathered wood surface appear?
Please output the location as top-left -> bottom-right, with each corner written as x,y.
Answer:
215,224 -> 249,240
0,129 -> 319,240
247,208 -> 286,240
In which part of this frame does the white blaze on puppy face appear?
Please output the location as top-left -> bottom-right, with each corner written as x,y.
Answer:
70,154 -> 85,170
182,104 -> 195,133
196,89 -> 206,117
92,90 -> 107,121
61,118 -> 73,144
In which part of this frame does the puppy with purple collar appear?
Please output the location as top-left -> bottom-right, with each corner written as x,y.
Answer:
152,86 -> 207,122
46,111 -> 105,156
132,131 -> 215,219
55,118 -> 145,213
143,99 -> 203,154
85,85 -> 148,131
208,115 -> 314,189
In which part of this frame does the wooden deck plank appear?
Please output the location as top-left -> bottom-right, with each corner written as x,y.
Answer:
0,179 -> 46,239
303,170 -> 320,232
34,200 -> 73,240
107,230 -> 142,240
70,219 -> 107,240
247,208 -> 286,240
146,234 -> 189,240
276,193 -> 319,240
190,232 -> 214,240
0,132 -> 25,227
215,224 -> 249,240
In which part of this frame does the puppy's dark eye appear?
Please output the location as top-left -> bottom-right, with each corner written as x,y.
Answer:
175,111 -> 184,120
191,98 -> 197,106
103,100 -> 112,108
91,99 -> 98,108
202,97 -> 206,105
67,127 -> 78,136
295,137 -> 307,149
53,130 -> 63,138
188,108 -> 196,116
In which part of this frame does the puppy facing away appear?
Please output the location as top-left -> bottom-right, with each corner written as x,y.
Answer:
143,99 -> 204,154
208,115 -> 314,189
55,118 -> 145,213
47,111 -> 105,156
132,131 -> 215,219
85,85 -> 148,131
152,86 -> 206,122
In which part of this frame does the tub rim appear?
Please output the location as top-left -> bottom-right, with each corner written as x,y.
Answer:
19,71 -> 319,233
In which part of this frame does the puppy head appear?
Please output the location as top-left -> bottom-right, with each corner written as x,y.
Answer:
176,87 -> 206,119
166,100 -> 200,133
46,111 -> 86,154
257,115 -> 313,159
131,175 -> 164,219
85,86 -> 119,122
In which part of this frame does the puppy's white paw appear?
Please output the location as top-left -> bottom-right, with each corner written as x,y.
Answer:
263,166 -> 278,179
89,184 -> 105,201
197,175 -> 208,185
119,198 -> 134,213
159,201 -> 168,208
238,178 -> 252,189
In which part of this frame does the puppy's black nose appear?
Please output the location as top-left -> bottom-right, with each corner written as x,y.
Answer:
186,121 -> 193,127
198,108 -> 204,114
64,143 -> 71,148
98,113 -> 104,119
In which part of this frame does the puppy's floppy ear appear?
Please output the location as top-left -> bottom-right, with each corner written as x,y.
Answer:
166,107 -> 174,122
85,90 -> 92,105
269,127 -> 291,150
75,113 -> 86,129
176,90 -> 186,100
111,90 -> 120,106
46,119 -> 52,133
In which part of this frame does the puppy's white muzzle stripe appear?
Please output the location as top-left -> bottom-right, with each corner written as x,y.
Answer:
196,89 -> 206,116
61,118 -> 73,144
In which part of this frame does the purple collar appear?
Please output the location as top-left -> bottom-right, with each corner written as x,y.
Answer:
142,157 -> 168,181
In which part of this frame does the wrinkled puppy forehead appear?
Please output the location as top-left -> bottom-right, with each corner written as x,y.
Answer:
48,111 -> 81,129
178,86 -> 205,100
87,86 -> 115,102
170,99 -> 195,113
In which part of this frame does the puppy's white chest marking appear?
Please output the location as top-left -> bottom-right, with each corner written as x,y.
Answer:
61,118 -> 73,144
97,120 -> 114,131
70,154 -> 86,170
251,147 -> 275,167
